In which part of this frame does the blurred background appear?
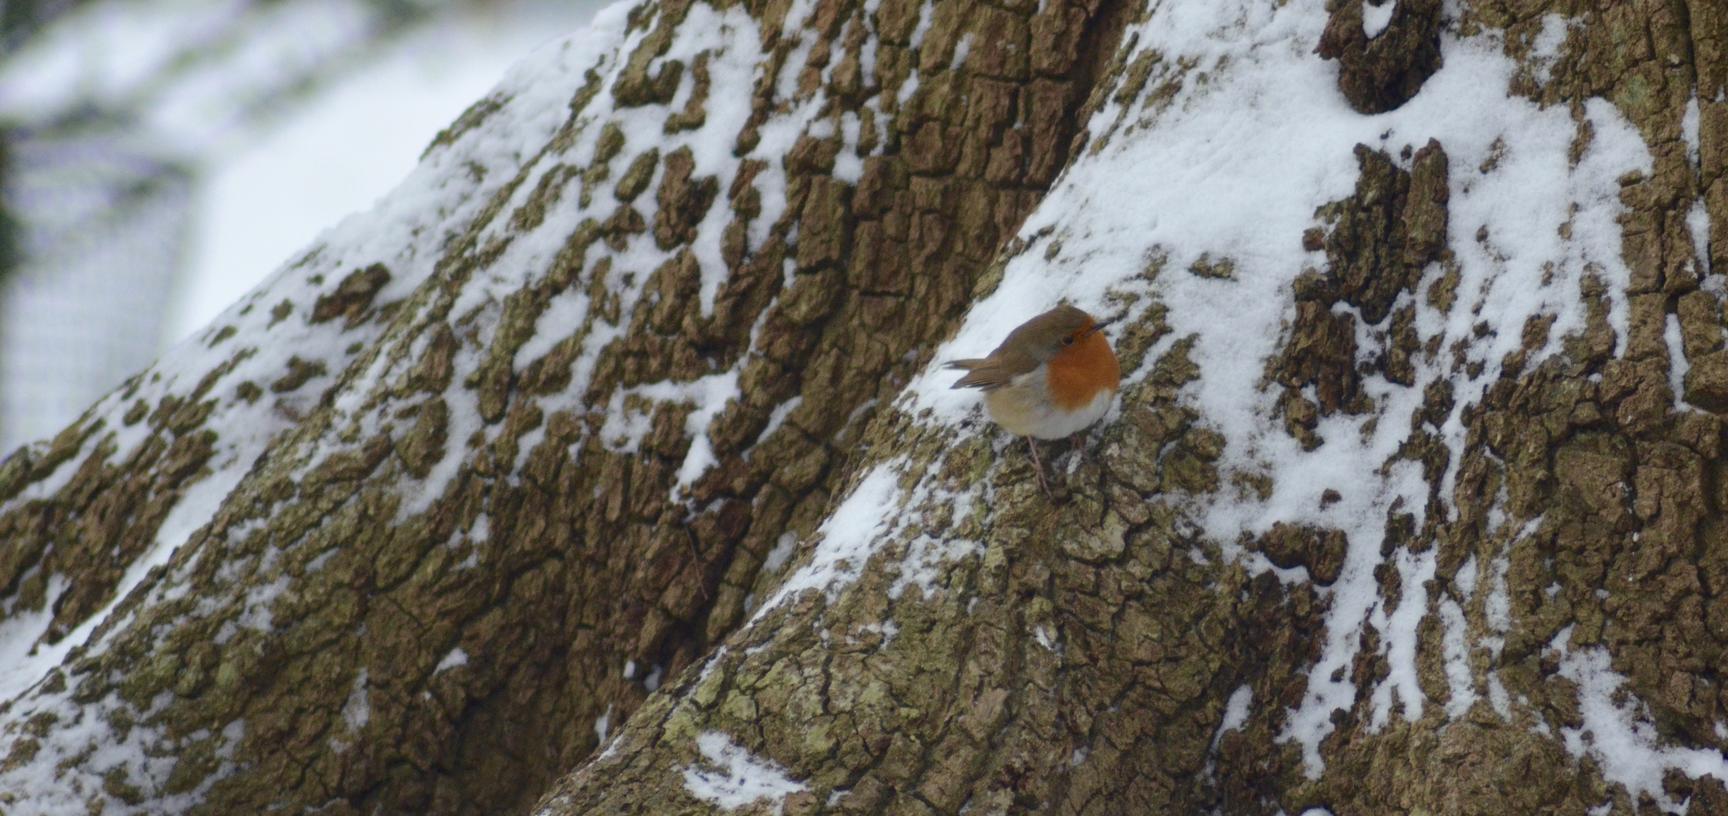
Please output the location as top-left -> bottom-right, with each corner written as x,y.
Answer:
0,0 -> 606,450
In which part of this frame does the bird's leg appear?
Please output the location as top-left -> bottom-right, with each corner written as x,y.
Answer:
1026,436 -> 1055,499
1054,433 -> 1093,477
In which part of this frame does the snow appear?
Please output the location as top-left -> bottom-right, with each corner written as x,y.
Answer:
1666,312 -> 1693,410
1219,685 -> 1253,738
215,574 -> 289,645
1690,200 -> 1712,277
682,731 -> 808,812
0,0 -> 636,803
1367,548 -> 1434,730
887,500 -> 981,600
1682,94 -> 1701,169
833,112 -> 866,183
1528,14 -> 1576,87
1484,551 -> 1514,646
514,290 -> 592,371
1361,1 -> 1393,39
1551,628 -> 1728,812
901,0 -> 1657,786
3,0 -> 616,609
752,398 -> 804,454
0,0 -> 1711,806
1486,672 -> 1511,718
597,369 -> 742,492
0,2 -> 535,456
696,646 -> 731,685
0,441 -> 255,701
747,451 -> 979,621
0,574 -> 70,701
908,0 -> 935,49
763,532 -> 799,572
359,0 -> 917,513
178,0 -> 588,343
950,33 -> 974,70
1455,555 -> 1478,598
1438,598 -> 1477,718
435,648 -> 470,673
0,691 -> 246,815
342,669 -> 371,731
594,705 -> 613,743
750,462 -> 904,622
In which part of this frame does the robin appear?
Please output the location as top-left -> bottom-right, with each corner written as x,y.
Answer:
947,304 -> 1121,495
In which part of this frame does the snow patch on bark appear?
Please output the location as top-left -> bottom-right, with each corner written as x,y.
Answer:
436,648 -> 470,673
0,0 -> 623,723
751,456 -> 983,623
0,691 -> 246,815
888,485 -> 978,600
1360,1 -> 1393,38
342,669 -> 371,731
1437,598 -> 1477,718
751,462 -> 905,621
682,731 -> 808,812
1220,686 -> 1253,736
593,705 -> 613,744
907,0 -> 1662,786
1369,548 -> 1436,729
599,369 -> 741,492
1683,95 -> 1701,169
0,573 -> 68,701
1550,627 -> 1728,812
1665,312 -> 1695,411
1528,14 -> 1577,87
1690,201 -> 1712,278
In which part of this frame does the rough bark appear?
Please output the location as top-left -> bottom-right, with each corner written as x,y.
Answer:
2,0 -> 1128,811
3,0 -> 1728,814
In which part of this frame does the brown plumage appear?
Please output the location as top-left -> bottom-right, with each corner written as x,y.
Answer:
946,304 -> 1101,391
947,304 -> 1120,437
946,304 -> 1121,496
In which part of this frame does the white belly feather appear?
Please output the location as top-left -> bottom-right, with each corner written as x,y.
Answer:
982,365 -> 1115,439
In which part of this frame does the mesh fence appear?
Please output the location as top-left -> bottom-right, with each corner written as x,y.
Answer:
0,121 -> 190,450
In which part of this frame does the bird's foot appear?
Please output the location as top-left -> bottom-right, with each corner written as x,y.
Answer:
1026,437 -> 1052,497
1026,437 -> 1066,501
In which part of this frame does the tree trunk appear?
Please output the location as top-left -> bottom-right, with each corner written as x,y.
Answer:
4,0 -> 1727,814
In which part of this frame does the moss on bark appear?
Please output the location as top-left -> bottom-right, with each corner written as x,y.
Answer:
4,0 -> 1728,814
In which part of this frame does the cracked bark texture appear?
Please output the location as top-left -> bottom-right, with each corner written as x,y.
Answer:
2,0 -> 1728,815
1,0 -> 1130,812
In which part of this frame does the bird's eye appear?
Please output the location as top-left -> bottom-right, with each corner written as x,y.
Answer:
1061,335 -> 1075,346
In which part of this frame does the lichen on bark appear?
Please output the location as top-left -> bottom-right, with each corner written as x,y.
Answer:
1,0 -> 1131,811
5,0 -> 1728,814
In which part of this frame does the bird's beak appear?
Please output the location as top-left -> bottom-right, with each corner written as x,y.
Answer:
1086,316 -> 1119,336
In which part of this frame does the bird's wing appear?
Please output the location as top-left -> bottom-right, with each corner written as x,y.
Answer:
947,360 -> 1007,390
946,350 -> 1035,390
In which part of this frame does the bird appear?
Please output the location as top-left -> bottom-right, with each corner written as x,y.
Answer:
946,304 -> 1121,495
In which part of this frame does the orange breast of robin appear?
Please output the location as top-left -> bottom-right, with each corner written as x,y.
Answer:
1046,331 -> 1121,411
